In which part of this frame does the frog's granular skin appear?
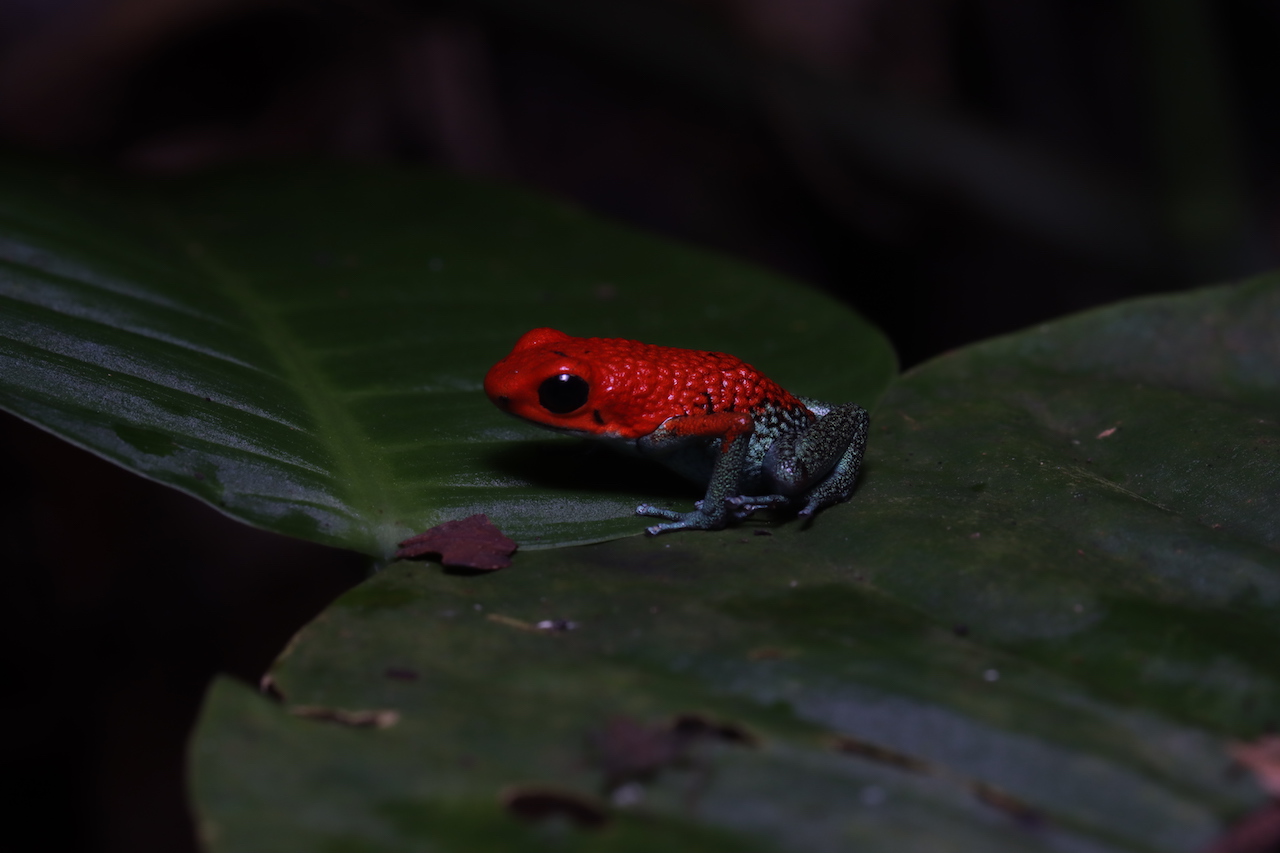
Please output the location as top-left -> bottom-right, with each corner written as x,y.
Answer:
487,328 -> 811,439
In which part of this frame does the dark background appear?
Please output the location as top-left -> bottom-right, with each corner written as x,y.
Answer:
1,1 -> 1277,850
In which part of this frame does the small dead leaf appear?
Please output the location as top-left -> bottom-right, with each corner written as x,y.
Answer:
290,705 -> 400,728
396,514 -> 517,570
500,786 -> 610,829
1096,426 -> 1118,438
1231,735 -> 1280,797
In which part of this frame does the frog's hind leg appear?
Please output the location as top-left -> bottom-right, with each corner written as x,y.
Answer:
735,402 -> 869,521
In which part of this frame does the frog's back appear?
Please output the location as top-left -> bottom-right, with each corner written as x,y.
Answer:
574,335 -> 810,421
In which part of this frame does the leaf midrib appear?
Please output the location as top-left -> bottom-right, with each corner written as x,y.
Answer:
166,216 -> 392,557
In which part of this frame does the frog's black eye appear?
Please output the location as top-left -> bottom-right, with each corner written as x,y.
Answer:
538,373 -> 589,414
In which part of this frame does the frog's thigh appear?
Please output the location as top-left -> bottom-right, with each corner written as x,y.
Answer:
765,403 -> 868,497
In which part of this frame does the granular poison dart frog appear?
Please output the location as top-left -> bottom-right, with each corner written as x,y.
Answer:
484,328 -> 869,535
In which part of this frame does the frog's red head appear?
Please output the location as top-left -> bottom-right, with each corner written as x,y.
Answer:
485,328 -> 621,437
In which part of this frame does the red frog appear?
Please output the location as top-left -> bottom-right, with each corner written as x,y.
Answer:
484,328 -> 869,534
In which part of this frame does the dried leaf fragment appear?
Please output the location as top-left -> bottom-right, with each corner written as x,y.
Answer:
486,613 -> 536,632
290,705 -> 400,728
396,513 -> 517,570
258,674 -> 285,702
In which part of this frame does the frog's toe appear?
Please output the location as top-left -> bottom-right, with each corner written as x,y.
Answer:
645,520 -> 687,535
797,495 -> 838,522
637,505 -> 727,534
726,501 -> 767,520
636,502 -> 683,521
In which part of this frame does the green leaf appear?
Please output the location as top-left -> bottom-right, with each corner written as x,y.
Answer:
0,160 -> 894,556
192,277 -> 1279,851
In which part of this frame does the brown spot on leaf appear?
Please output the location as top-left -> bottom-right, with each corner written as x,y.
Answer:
832,734 -> 1046,826
971,781 -> 1044,825
592,716 -> 685,790
500,786 -> 609,829
396,513 -> 517,570
830,734 -> 934,774
589,713 -> 757,794
669,712 -> 760,747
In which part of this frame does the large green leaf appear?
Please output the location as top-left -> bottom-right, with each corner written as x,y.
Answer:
193,277 -> 1279,851
0,160 -> 894,555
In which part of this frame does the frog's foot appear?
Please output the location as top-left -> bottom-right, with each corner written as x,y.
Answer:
796,492 -> 843,522
725,493 -> 791,519
636,503 -> 727,535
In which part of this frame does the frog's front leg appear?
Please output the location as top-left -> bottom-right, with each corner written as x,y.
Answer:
729,401 -> 869,520
635,412 -> 754,534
